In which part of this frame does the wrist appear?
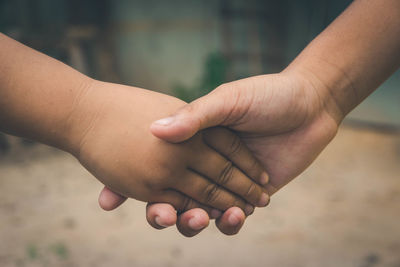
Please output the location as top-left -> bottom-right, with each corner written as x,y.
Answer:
60,77 -> 98,156
284,55 -> 355,125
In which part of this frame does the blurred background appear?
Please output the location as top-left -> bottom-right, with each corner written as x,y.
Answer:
0,0 -> 399,266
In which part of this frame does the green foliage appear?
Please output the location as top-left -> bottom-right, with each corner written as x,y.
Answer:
49,242 -> 69,260
173,52 -> 229,102
26,244 -> 39,260
24,241 -> 69,265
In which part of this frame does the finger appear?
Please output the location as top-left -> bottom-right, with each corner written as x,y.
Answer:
176,172 -> 254,215
146,203 -> 177,229
152,190 -> 216,216
190,146 -> 269,208
176,208 -> 210,237
203,127 -> 269,186
215,207 -> 246,235
98,186 -> 127,211
150,86 -> 230,143
146,201 -> 220,233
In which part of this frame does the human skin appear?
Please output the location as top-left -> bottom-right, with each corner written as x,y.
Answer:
100,0 -> 400,236
0,33 -> 271,216
70,81 -> 271,213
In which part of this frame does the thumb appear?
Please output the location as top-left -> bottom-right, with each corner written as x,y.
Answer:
98,186 -> 127,211
150,88 -> 230,143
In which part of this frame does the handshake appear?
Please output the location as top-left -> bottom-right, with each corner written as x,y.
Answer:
2,0 -> 398,237
64,74 -> 340,237
0,32 -> 340,237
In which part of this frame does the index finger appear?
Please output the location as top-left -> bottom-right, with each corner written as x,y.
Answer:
202,127 -> 269,186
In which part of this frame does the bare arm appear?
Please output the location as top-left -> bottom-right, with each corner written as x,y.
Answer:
144,0 -> 400,236
0,33 -> 91,153
0,34 -> 269,228
288,0 -> 400,123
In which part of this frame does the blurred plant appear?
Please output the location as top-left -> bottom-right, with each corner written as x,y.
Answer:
23,241 -> 69,265
173,52 -> 229,102
49,242 -> 69,260
26,244 -> 39,260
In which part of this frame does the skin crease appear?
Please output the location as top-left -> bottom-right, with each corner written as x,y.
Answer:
205,73 -> 339,192
0,33 -> 269,226
100,71 -> 339,236
74,80 -> 270,213
7,0 -> 399,238
101,0 -> 400,236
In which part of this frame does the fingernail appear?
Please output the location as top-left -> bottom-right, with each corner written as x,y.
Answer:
244,204 -> 254,216
153,116 -> 175,126
260,172 -> 269,185
258,193 -> 270,207
228,213 -> 240,226
155,216 -> 169,228
188,216 -> 205,231
210,209 -> 222,219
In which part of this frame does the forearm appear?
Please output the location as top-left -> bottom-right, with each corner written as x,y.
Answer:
286,0 -> 400,123
0,33 -> 92,152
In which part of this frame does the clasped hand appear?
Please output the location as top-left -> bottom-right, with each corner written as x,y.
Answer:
71,81 -> 271,233
97,71 -> 340,237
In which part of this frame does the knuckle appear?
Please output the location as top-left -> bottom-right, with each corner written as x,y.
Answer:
249,156 -> 261,172
232,198 -> 245,209
179,197 -> 193,213
218,161 -> 234,185
245,183 -> 258,200
249,158 -> 265,180
144,172 -> 171,190
215,83 -> 230,92
143,176 -> 161,190
228,135 -> 242,156
180,103 -> 194,114
178,103 -> 203,130
203,183 -> 221,204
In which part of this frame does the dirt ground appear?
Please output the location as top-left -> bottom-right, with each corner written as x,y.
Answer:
1,125 -> 400,267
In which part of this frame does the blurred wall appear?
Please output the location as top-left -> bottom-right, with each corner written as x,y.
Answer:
110,0 -> 221,93
0,0 -> 399,125
110,0 -> 400,126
